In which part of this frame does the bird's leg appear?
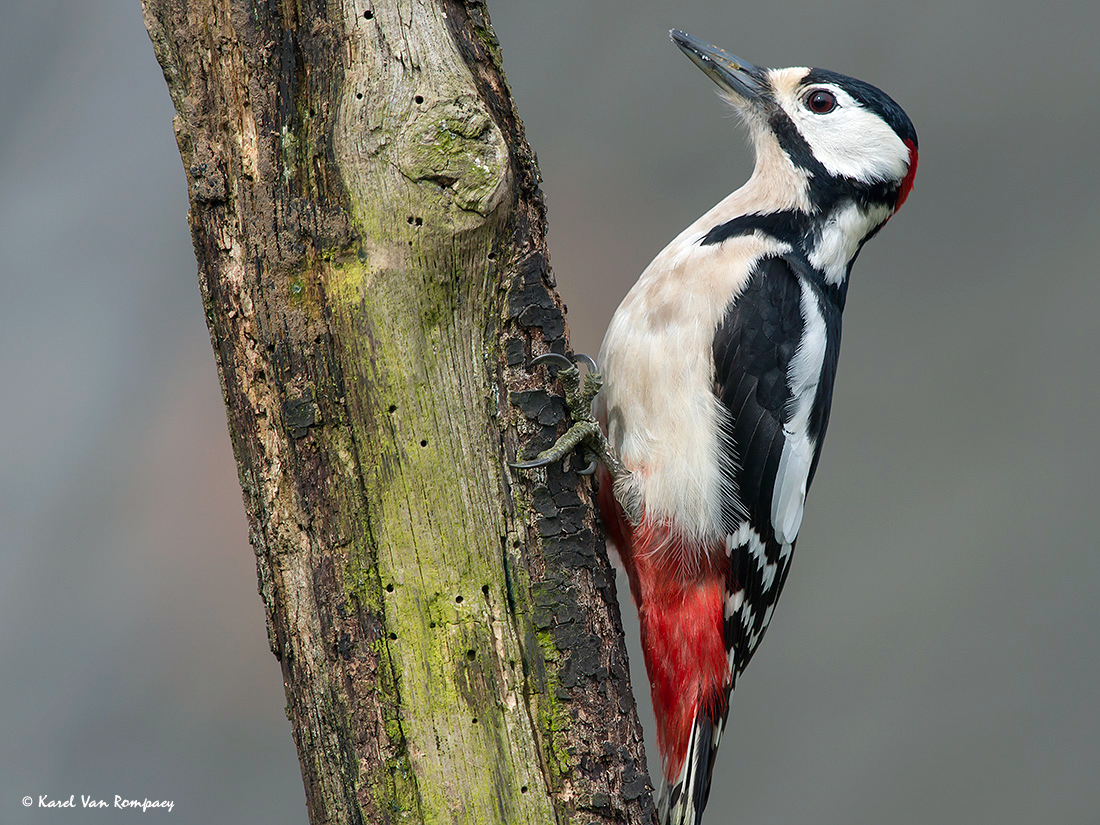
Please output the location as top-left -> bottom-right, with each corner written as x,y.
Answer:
510,353 -> 625,479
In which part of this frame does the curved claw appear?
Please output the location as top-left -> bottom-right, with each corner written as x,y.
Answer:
571,352 -> 599,373
508,455 -> 556,471
577,458 -> 599,476
528,352 -> 574,370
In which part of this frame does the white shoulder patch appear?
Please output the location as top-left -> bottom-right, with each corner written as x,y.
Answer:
771,279 -> 826,545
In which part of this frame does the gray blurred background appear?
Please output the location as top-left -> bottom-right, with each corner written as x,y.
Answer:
2,1 -> 1098,823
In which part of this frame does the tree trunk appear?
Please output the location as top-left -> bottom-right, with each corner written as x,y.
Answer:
141,1 -> 655,823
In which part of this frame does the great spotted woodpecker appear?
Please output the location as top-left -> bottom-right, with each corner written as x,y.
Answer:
514,29 -> 917,825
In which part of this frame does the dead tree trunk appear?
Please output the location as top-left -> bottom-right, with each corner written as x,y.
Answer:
141,1 -> 655,823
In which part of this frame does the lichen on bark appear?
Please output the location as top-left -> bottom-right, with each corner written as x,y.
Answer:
142,0 -> 656,823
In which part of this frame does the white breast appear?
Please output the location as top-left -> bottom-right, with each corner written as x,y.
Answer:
597,227 -> 791,544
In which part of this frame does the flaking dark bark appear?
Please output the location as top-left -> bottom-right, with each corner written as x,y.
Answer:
141,0 -> 656,823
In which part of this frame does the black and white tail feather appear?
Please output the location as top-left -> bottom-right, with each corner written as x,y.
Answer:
657,711 -> 725,825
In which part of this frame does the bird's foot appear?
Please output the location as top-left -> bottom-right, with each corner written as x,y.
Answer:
510,352 -> 623,477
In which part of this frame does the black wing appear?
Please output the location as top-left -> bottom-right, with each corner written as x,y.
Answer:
712,253 -> 840,675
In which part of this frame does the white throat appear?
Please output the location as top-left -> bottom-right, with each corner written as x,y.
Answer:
807,200 -> 893,286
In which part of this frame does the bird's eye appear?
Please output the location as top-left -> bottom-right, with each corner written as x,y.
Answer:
806,89 -> 837,114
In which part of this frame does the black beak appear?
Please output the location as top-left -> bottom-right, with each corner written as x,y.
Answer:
670,30 -> 768,105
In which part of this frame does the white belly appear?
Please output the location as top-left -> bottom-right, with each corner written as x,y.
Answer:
597,231 -> 791,543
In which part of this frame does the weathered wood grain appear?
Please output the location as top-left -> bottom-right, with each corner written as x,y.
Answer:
142,0 -> 656,822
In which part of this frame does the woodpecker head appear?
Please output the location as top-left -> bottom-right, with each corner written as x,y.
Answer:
671,30 -> 918,218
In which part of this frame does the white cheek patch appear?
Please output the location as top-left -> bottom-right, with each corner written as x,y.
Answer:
771,78 -> 910,185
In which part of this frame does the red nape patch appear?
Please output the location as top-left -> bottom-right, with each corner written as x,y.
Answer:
895,139 -> 918,211
627,518 -> 730,781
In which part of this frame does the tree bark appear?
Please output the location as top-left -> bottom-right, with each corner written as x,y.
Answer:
141,1 -> 655,823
